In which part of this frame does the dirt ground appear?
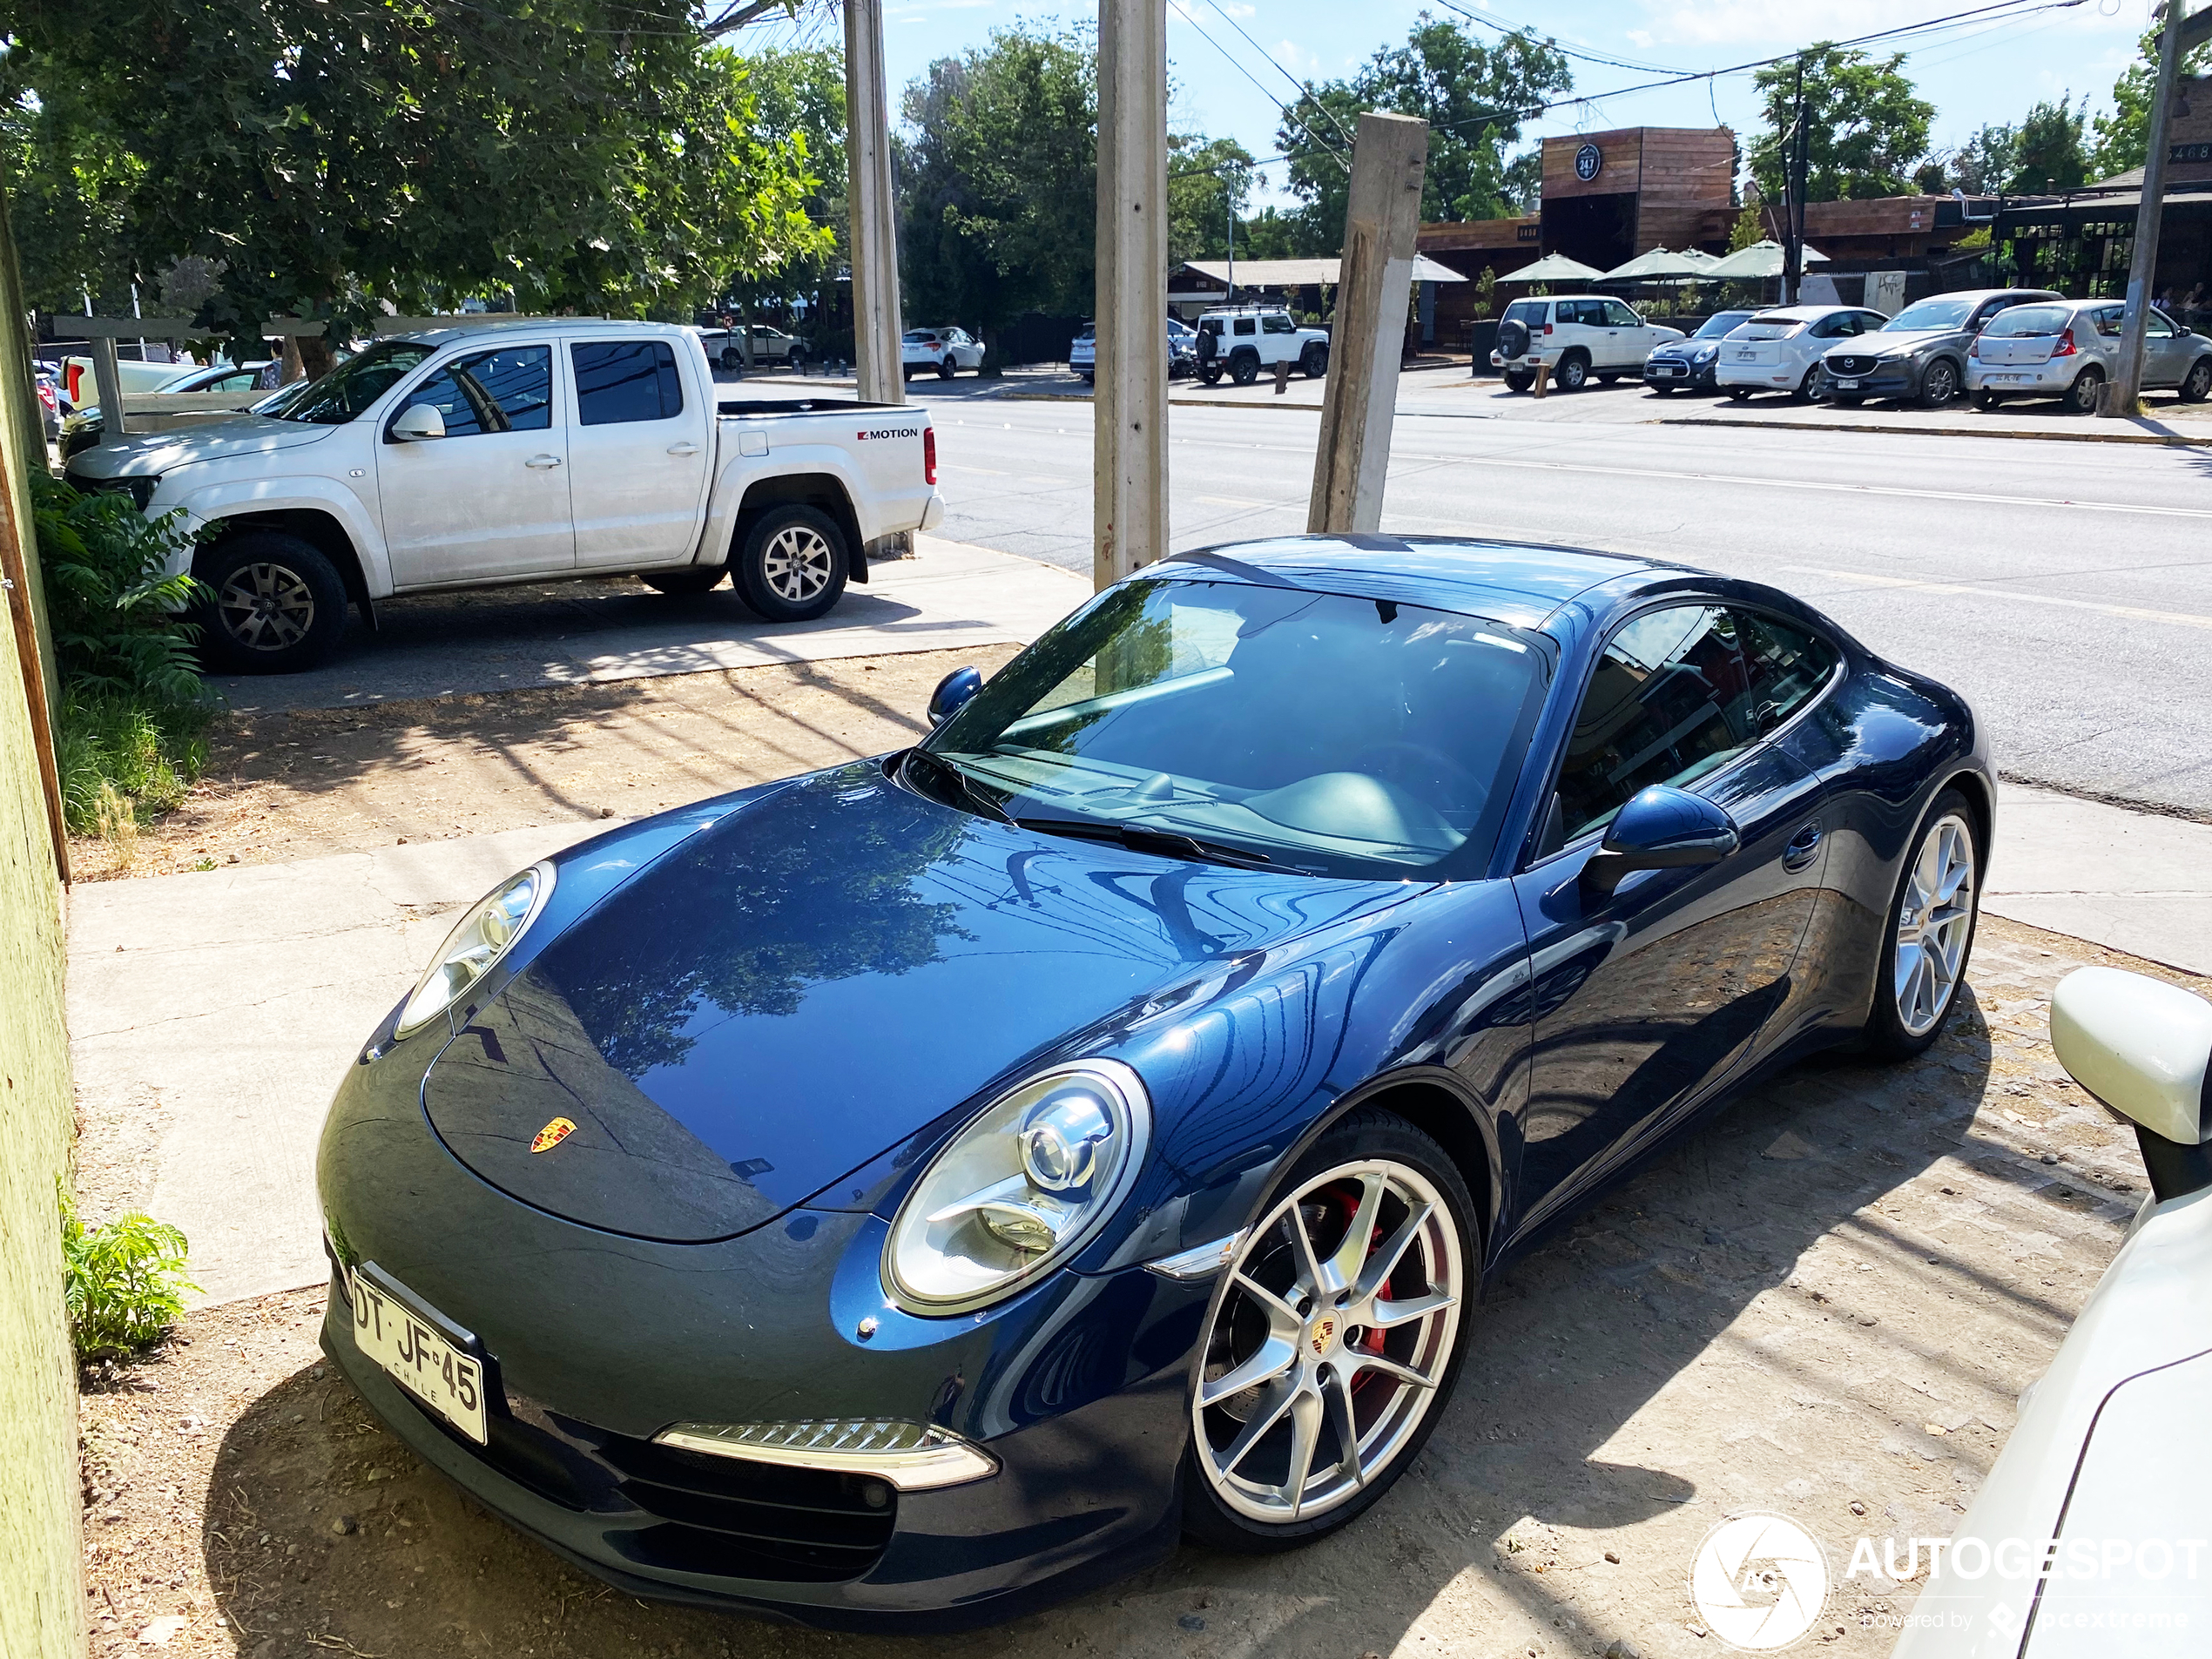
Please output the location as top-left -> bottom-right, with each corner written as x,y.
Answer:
70,644 -> 1024,880
75,911 -> 2199,1659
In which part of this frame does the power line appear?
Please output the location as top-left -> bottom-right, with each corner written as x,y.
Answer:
1195,0 -> 1359,150
1426,0 -> 1691,77
1172,0 -> 1352,172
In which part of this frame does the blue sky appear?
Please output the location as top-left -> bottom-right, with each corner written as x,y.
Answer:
745,0 -> 2161,212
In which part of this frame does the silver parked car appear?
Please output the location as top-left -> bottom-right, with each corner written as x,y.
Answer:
1966,297 -> 2212,413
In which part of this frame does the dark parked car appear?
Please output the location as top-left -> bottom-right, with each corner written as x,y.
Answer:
1817,287 -> 2060,408
317,535 -> 1992,1629
1641,309 -> 1760,393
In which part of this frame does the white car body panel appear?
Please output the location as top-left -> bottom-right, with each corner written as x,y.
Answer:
64,320 -> 943,605
1715,307 -> 1888,394
901,327 -> 986,374
1489,297 -> 1684,378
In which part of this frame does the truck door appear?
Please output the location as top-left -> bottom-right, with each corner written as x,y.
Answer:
377,341 -> 575,586
567,338 -> 714,570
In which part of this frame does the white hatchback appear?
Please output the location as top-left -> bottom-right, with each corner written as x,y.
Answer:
902,327 -> 987,379
1716,306 -> 1888,401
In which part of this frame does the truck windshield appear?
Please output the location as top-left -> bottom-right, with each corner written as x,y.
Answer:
918,577 -> 1546,880
256,341 -> 435,425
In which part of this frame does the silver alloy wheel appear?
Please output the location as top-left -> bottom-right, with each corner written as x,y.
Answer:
759,524 -> 835,603
1893,812 -> 1976,1037
217,562 -> 315,651
1193,1159 -> 1462,1524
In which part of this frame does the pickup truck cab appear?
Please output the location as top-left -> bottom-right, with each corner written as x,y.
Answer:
63,319 -> 944,673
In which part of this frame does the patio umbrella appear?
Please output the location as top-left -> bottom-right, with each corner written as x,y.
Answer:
1701,239 -> 1831,280
1595,246 -> 1711,282
1497,253 -> 1605,283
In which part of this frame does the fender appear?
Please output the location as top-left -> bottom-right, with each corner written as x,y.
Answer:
704,446 -> 872,559
173,476 -> 393,597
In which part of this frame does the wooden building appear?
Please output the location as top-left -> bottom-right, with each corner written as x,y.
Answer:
1539,126 -> 1737,271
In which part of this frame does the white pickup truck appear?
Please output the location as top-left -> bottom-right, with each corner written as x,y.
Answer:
63,319 -> 945,672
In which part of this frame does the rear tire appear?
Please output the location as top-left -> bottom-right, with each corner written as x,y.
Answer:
720,347 -> 742,371
938,356 -> 957,380
1301,344 -> 1328,379
1793,367 -> 1818,401
732,505 -> 848,624
1230,351 -> 1260,387
641,567 -> 725,597
1554,353 -> 1589,392
197,532 -> 349,674
1200,366 -> 1223,386
1973,390 -> 2005,410
1179,1109 -> 1476,1554
2065,366 -> 2104,415
1502,371 -> 1534,393
1726,387 -> 1751,402
1862,788 -> 1982,1062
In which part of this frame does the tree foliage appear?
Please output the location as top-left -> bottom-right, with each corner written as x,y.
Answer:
2092,26 -> 2212,179
1273,17 -> 1570,254
1750,45 -> 1932,202
1169,134 -> 1255,268
724,47 -> 846,314
3,1 -> 832,340
2008,95 -> 2090,193
897,24 -> 1098,335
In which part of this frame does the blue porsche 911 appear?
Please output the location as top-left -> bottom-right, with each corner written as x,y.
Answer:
317,534 -> 1989,1629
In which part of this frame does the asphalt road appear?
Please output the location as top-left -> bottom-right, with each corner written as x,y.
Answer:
922,389 -> 2212,817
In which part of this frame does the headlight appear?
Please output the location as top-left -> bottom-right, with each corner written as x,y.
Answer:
77,473 -> 160,512
884,1060 -> 1150,1315
1691,345 -> 1718,363
394,861 -> 554,1037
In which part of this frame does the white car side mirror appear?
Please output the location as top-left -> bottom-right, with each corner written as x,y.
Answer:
389,403 -> 447,442
2050,967 -> 2212,1149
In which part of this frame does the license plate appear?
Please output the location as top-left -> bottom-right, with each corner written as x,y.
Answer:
1834,379 -> 1860,390
1991,373 -> 2028,383
1653,364 -> 1682,376
350,1270 -> 489,1443
1734,349 -> 1757,361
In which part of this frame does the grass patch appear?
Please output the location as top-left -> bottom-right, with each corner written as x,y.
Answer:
57,693 -> 211,841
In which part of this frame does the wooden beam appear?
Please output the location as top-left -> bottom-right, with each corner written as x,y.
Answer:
1093,0 -> 1170,588
845,0 -> 907,409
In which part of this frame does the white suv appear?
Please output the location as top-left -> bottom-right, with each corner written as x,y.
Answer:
1194,307 -> 1330,386
1491,296 -> 1683,392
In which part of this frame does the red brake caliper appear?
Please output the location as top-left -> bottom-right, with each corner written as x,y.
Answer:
1326,1186 -> 1394,1397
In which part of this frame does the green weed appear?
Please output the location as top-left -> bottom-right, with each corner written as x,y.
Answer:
59,1188 -> 199,1361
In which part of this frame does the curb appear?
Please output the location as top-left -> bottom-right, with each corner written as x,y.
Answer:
1661,414 -> 2212,448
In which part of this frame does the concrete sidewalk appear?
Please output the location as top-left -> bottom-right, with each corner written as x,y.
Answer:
65,772 -> 2209,1305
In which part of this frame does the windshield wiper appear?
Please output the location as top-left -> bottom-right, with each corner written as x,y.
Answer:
1014,815 -> 1273,870
899,747 -> 1013,824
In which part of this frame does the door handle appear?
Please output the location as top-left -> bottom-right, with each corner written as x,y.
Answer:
1782,823 -> 1824,872
525,454 -> 563,469
666,442 -> 702,457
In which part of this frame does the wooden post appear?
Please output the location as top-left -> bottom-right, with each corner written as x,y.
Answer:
1308,111 -> 1428,536
1093,0 -> 1170,590
845,0 -> 906,408
91,338 -> 128,440
2107,0 -> 2209,414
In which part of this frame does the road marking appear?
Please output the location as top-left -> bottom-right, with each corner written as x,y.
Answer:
1197,495 -> 1292,509
1784,564 -> 2212,632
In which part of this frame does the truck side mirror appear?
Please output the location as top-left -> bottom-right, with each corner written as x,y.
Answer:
928,665 -> 982,726
2051,968 -> 2212,1203
388,403 -> 447,442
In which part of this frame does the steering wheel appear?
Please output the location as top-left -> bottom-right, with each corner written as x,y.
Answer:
1346,741 -> 1488,816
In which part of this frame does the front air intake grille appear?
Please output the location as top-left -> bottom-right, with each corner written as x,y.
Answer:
1827,355 -> 1878,376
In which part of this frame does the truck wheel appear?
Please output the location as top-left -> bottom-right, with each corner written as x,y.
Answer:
732,505 -> 848,624
1555,352 -> 1589,392
1230,351 -> 1259,386
198,532 -> 349,674
641,568 -> 726,597
1200,366 -> 1223,386
1502,370 -> 1534,393
720,347 -> 742,370
1300,343 -> 1328,378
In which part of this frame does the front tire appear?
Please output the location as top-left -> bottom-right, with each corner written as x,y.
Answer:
198,533 -> 349,674
732,505 -> 848,623
1919,358 -> 1961,408
2181,359 -> 2212,403
1862,789 -> 1981,1062
1181,1109 -> 1474,1553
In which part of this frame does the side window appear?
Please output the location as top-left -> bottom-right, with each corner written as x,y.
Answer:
1554,605 -> 1756,843
2148,309 -> 2178,340
572,341 -> 685,425
1262,314 -> 1296,334
1731,610 -> 1840,733
2094,306 -> 2125,337
1232,317 -> 1256,336
393,346 -> 552,438
1602,300 -> 1640,327
1809,314 -> 1842,338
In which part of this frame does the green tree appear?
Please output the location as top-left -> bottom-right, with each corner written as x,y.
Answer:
2091,26 -> 2212,179
1728,202 -> 1768,251
1927,122 -> 2019,194
1278,16 -> 1570,252
898,24 -> 1098,347
1751,45 -> 1933,202
1500,146 -> 1544,215
720,49 -> 847,340
1169,134 -> 1255,267
5,2 -> 829,354
2007,95 -> 2089,192
1234,206 -> 1310,260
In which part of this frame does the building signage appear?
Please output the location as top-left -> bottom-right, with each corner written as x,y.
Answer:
2173,141 -> 2212,164
1575,142 -> 1603,182
1517,223 -> 1541,241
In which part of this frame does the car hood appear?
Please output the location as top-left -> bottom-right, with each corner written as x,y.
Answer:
1838,329 -> 1952,358
64,414 -> 336,476
421,764 -> 1410,1242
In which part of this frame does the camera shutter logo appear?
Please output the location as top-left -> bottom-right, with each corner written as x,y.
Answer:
1575,142 -> 1603,183
1689,1513 -> 1829,1650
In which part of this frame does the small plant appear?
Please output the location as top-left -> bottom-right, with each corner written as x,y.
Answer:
60,1188 -> 199,1360
91,780 -> 141,870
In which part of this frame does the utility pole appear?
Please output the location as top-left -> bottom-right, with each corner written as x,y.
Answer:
2107,0 -> 2209,415
1308,111 -> 1429,536
1093,0 -> 1170,590
1225,194 -> 1235,301
1781,57 -> 1807,306
845,0 -> 905,408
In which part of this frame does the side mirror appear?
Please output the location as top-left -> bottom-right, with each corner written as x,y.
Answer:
2051,967 -> 2212,1201
1581,785 -> 1738,898
388,403 -> 446,442
927,665 -> 982,727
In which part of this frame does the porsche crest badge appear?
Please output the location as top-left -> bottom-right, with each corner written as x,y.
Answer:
530,1116 -> 577,1154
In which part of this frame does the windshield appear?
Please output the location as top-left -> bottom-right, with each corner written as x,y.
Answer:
902,331 -> 938,343
1980,304 -> 2071,338
919,577 -> 1548,879
255,341 -> 434,424
1884,298 -> 1975,332
1074,324 -> 1096,341
1694,312 -> 1757,339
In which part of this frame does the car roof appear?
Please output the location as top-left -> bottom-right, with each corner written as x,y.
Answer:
1143,535 -> 1671,629
393,318 -> 690,349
